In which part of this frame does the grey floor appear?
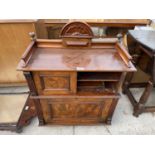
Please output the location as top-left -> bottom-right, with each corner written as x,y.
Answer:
0,86 -> 155,135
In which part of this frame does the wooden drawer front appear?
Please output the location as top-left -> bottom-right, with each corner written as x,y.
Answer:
40,98 -> 114,124
33,72 -> 77,95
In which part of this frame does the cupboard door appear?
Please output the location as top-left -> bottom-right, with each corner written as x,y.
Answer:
40,98 -> 113,125
33,71 -> 77,95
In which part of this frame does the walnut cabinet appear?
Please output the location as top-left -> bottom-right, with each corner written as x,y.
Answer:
17,22 -> 136,125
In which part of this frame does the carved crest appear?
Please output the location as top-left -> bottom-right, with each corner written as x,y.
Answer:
60,21 -> 93,38
60,21 -> 93,47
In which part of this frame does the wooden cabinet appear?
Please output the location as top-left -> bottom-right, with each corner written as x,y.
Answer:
18,21 -> 136,125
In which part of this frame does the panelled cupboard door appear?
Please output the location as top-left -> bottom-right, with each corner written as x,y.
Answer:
33,71 -> 77,95
0,21 -> 36,85
40,98 -> 113,124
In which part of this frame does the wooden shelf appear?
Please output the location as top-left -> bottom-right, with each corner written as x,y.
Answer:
77,81 -> 117,94
77,72 -> 121,82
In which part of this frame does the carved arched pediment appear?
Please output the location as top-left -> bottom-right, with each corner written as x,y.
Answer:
60,21 -> 93,47
60,21 -> 93,38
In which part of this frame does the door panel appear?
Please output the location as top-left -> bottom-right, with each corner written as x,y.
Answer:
41,98 -> 113,124
33,71 -> 77,95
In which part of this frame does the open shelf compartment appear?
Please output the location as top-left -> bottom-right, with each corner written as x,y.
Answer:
77,81 -> 118,95
77,72 -> 121,82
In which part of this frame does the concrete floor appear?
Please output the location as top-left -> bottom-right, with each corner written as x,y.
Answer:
0,86 -> 155,135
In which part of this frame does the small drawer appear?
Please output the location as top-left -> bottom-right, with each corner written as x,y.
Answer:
33,71 -> 77,95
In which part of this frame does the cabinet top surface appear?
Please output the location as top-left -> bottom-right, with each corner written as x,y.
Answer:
17,21 -> 136,72
17,40 -> 136,72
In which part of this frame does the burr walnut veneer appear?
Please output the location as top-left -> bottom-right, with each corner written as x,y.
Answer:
17,22 -> 136,125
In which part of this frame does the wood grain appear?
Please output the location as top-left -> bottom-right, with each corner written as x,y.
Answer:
17,46 -> 136,72
41,98 -> 113,124
18,21 -> 136,125
0,22 -> 36,85
33,71 -> 77,95
44,19 -> 150,27
0,94 -> 27,123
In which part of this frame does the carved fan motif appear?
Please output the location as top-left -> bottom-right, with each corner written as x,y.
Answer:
60,21 -> 93,38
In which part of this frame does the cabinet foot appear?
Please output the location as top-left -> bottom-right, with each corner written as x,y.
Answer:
16,127 -> 23,133
39,120 -> 45,126
106,118 -> 112,125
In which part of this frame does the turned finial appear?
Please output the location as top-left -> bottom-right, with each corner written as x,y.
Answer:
117,33 -> 123,43
29,32 -> 36,41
